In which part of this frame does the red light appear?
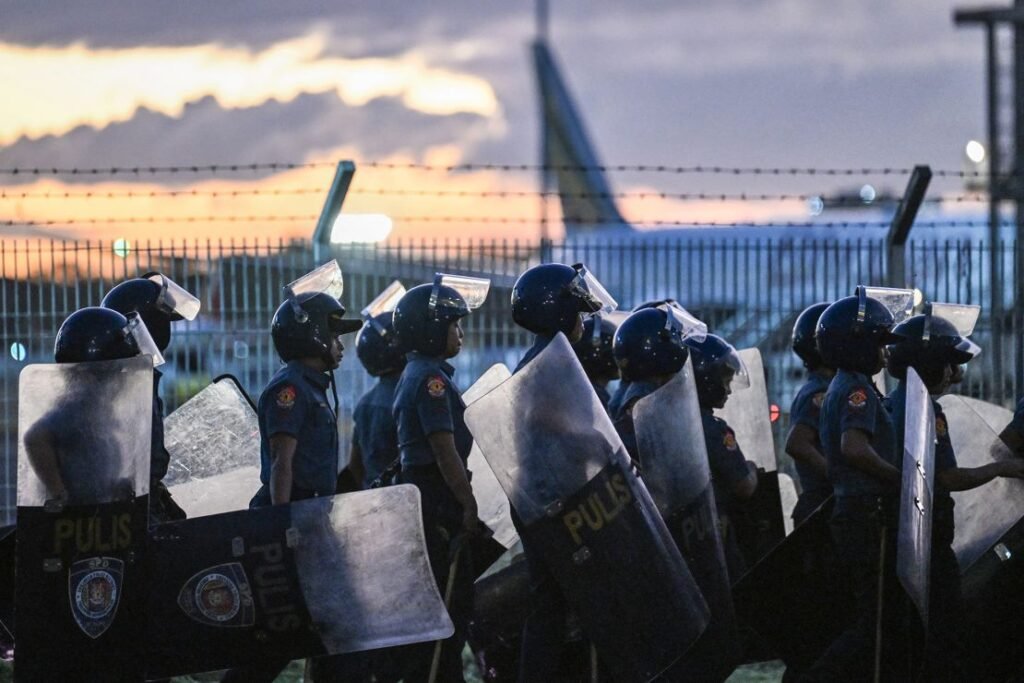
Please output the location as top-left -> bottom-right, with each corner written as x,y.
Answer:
769,404 -> 781,423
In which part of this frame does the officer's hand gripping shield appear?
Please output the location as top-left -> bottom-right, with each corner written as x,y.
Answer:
16,356 -> 154,680
632,359 -> 740,680
464,333 -> 708,682
145,485 -> 453,678
896,368 -> 935,626
163,375 -> 260,518
144,271 -> 201,321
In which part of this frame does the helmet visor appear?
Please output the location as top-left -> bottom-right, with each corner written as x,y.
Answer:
569,264 -> 617,315
126,314 -> 165,367
859,286 -> 915,324
928,302 -> 981,337
723,345 -> 751,390
660,302 -> 708,343
144,272 -> 201,321
284,260 -> 345,302
434,273 -> 491,311
361,280 -> 406,321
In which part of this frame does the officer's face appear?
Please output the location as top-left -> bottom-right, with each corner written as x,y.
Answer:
327,334 -> 344,369
444,320 -> 464,358
948,363 -> 965,385
568,313 -> 585,343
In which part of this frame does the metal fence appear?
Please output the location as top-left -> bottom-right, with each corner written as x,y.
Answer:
1,236 -> 1020,523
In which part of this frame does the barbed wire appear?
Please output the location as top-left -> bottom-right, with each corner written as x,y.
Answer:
0,161 -> 1004,178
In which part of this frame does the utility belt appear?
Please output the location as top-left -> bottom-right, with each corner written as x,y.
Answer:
833,493 -> 897,525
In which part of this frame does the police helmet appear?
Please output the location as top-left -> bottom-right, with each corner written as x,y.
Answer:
356,312 -> 407,377
54,307 -> 152,364
815,292 -> 900,375
511,263 -> 611,336
886,308 -> 981,387
393,283 -> 469,356
685,334 -> 748,409
573,313 -> 620,379
613,308 -> 690,382
791,302 -> 831,370
271,292 -> 359,364
102,272 -> 200,351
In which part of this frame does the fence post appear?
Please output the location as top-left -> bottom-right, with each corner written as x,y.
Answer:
886,164 -> 931,290
311,160 -> 356,263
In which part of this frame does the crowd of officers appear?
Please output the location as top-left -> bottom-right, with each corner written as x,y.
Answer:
36,258 -> 1024,682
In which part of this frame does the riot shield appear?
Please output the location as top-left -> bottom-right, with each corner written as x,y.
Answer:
16,357 -> 153,680
633,360 -> 740,680
465,333 -> 709,683
164,375 -> 260,518
463,364 -> 518,551
145,485 -> 453,678
896,369 -> 935,626
716,347 -> 786,568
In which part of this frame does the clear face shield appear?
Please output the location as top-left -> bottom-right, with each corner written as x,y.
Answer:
361,280 -> 407,335
125,313 -> 165,367
429,273 -> 491,318
143,272 -> 201,321
658,302 -> 708,344
283,260 -> 346,323
568,263 -> 617,315
856,285 -> 916,325
924,302 -> 982,359
722,343 -> 751,392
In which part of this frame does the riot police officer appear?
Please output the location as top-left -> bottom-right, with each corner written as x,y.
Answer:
570,313 -> 620,412
392,273 -> 489,683
350,310 -> 406,489
685,333 -> 759,581
801,289 -> 904,682
102,272 -> 201,522
509,262 -> 616,681
785,302 -> 835,526
607,298 -> 675,417
885,305 -> 1024,681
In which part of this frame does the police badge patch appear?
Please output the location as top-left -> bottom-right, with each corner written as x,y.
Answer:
275,385 -> 297,409
935,415 -> 948,438
723,430 -> 738,451
847,388 -> 868,410
69,557 -> 124,639
177,562 -> 255,627
812,392 -> 825,409
426,376 -> 447,398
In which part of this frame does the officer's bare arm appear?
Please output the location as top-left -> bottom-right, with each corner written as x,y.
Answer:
998,425 -> 1024,456
938,459 -> 1024,491
732,462 -> 759,500
841,428 -> 900,486
785,423 -> 828,479
23,423 -> 67,500
269,434 -> 298,505
348,442 -> 366,490
427,431 -> 478,534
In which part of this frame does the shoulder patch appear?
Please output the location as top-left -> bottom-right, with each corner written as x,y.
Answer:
935,415 -> 948,438
426,375 -> 447,399
723,430 -> 738,451
812,392 -> 825,408
847,388 -> 868,410
275,385 -> 297,409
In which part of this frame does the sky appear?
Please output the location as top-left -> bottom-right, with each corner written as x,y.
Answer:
0,0 -> 999,246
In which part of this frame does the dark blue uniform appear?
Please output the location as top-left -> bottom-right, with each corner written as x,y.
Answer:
351,373 -> 400,488
805,369 -> 902,682
393,352 -> 474,683
789,371 -> 833,524
700,408 -> 752,580
886,382 -> 964,681
1010,396 -> 1024,436
251,360 -> 338,507
611,380 -> 661,460
592,382 -> 611,412
607,380 -> 630,418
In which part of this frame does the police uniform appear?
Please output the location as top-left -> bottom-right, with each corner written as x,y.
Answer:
150,368 -> 186,522
351,373 -> 401,488
612,380 -> 661,462
393,352 -> 474,682
789,371 -> 833,525
1009,396 -> 1024,437
700,407 -> 753,581
251,360 -> 338,507
886,382 -> 965,681
607,380 -> 630,418
805,368 -> 902,682
592,381 -> 611,412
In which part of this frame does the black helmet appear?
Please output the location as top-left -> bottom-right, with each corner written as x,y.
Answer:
887,304 -> 981,387
612,308 -> 691,382
356,312 -> 407,377
685,333 -> 749,409
102,272 -> 200,351
792,302 -> 831,370
572,313 -> 620,379
511,263 -> 614,336
271,292 -> 358,364
393,283 -> 469,357
816,289 -> 902,375
54,307 -> 157,364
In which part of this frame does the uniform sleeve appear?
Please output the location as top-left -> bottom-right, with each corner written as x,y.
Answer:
933,410 -> 958,472
415,374 -> 455,436
262,381 -> 311,439
790,387 -> 825,430
708,420 -> 752,487
838,385 -> 878,437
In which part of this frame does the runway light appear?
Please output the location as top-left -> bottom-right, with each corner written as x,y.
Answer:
113,238 -> 131,258
769,404 -> 781,423
966,140 -> 986,164
808,196 -> 824,217
9,342 -> 26,362
330,214 -> 393,244
859,184 -> 876,204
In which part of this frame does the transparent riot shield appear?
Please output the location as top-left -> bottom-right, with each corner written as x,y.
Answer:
633,360 -> 740,680
16,356 -> 153,680
897,369 -> 935,626
716,347 -> 786,566
164,375 -> 260,517
465,333 -> 709,683
145,485 -> 453,678
463,364 -> 518,550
